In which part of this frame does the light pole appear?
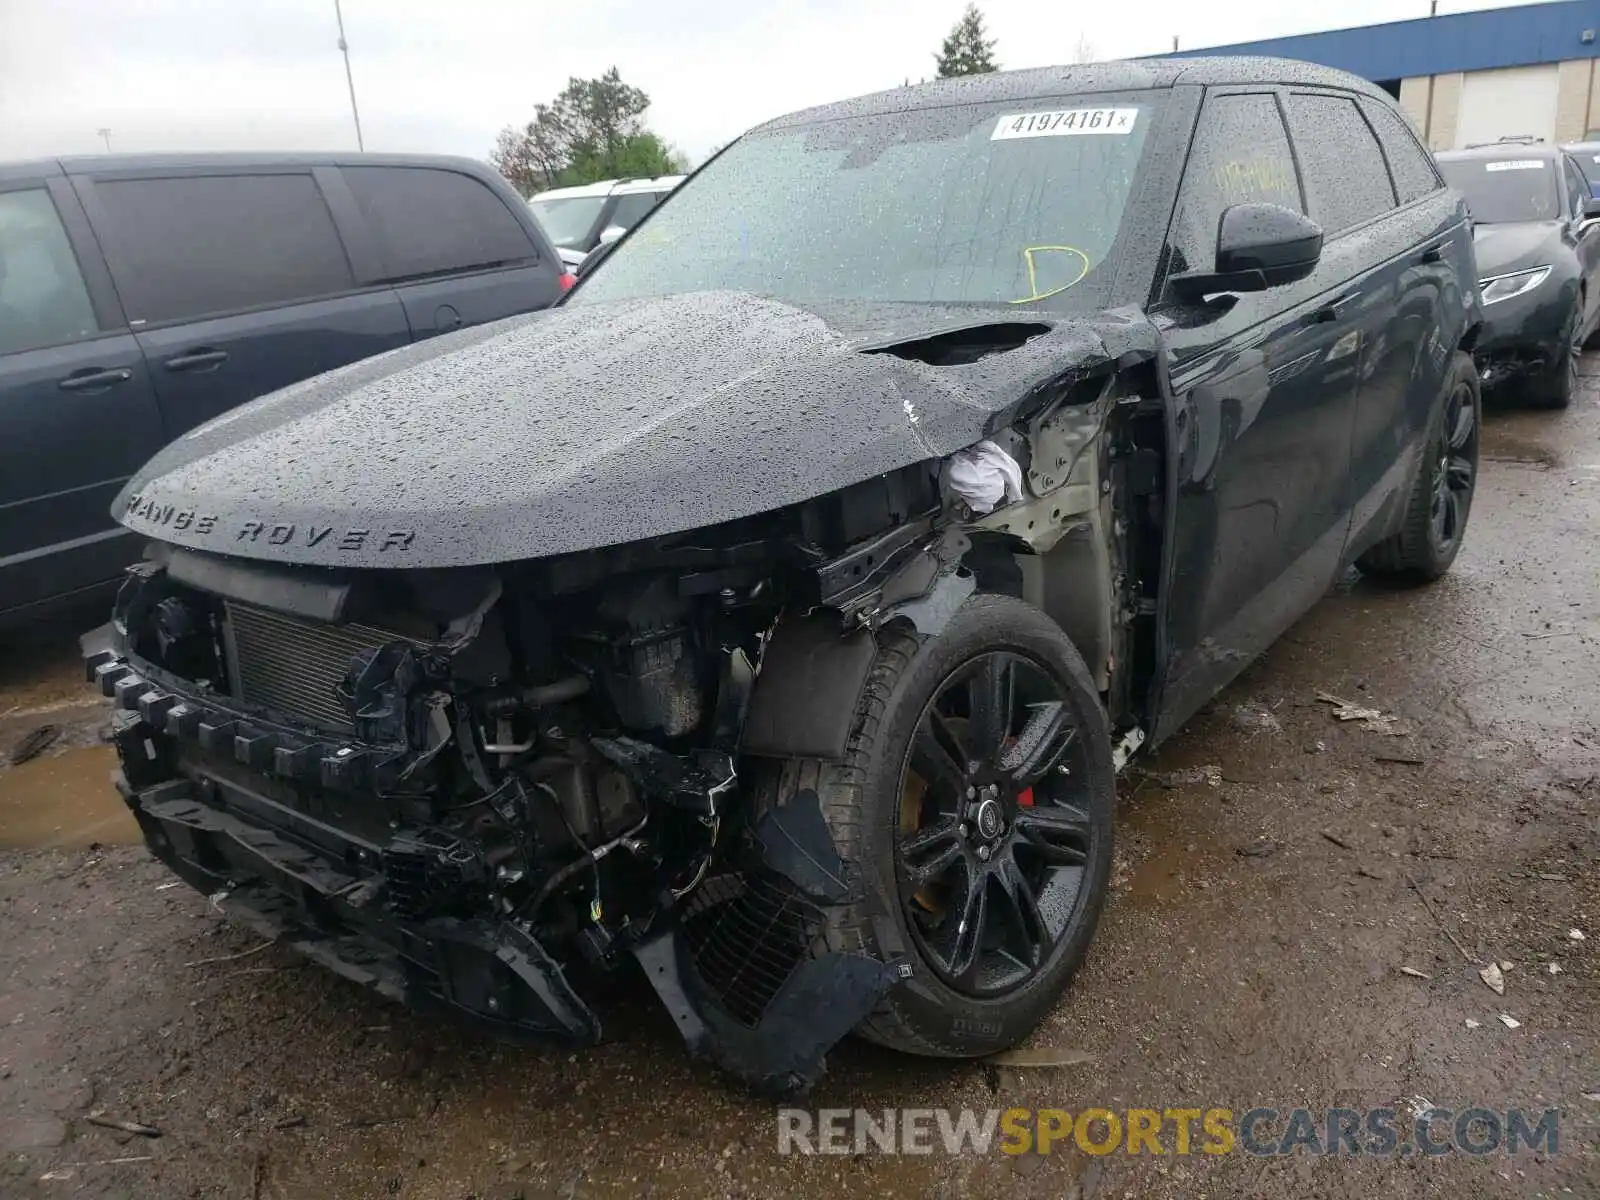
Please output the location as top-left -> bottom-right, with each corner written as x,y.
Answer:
97,127 -> 112,152
333,0 -> 365,151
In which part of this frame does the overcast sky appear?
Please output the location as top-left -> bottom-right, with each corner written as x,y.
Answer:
0,0 -> 1543,165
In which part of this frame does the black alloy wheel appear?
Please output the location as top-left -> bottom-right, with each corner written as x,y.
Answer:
895,651 -> 1096,997
1429,372 -> 1478,558
747,593 -> 1115,1057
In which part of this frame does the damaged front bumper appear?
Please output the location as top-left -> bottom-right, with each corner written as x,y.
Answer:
1474,285 -> 1570,389
85,639 -> 895,1093
119,771 -> 601,1041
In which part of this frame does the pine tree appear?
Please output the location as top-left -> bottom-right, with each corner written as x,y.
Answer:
934,4 -> 999,78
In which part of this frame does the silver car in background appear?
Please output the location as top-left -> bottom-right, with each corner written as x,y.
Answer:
529,176 -> 684,271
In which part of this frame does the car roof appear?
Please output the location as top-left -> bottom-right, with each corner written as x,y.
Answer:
533,176 -> 685,201
1436,141 -> 1562,162
0,151 -> 506,178
613,176 -> 685,194
752,56 -> 1387,133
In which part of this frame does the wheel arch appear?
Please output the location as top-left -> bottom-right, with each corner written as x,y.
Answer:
742,365 -> 1166,766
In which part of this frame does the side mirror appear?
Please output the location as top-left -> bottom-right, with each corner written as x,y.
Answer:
597,224 -> 627,246
576,238 -> 618,278
1583,197 -> 1600,219
1169,203 -> 1324,301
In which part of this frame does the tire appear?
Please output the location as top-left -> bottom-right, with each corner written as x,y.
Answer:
1357,350 -> 1480,583
748,593 -> 1116,1057
1527,299 -> 1581,409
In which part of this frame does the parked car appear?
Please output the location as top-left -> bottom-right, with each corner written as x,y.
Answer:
1436,143 -> 1600,406
87,58 -> 1480,1091
0,152 -> 567,624
528,176 -> 684,270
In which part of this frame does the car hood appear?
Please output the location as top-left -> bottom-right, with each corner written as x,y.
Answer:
116,291 -> 1158,568
1471,221 -> 1563,277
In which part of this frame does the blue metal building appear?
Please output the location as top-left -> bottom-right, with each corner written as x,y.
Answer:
1156,1 -> 1600,147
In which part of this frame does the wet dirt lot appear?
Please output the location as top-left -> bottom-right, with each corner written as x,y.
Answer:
1,384 -> 1597,1200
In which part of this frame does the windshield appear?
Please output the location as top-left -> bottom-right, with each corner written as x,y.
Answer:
1438,157 -> 1559,223
529,195 -> 607,248
573,92 -> 1161,310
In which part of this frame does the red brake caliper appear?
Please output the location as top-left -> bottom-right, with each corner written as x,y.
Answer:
1017,787 -> 1035,808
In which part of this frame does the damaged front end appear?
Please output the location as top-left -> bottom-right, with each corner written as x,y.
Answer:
86,468 -> 996,1092
87,290 -> 1167,1091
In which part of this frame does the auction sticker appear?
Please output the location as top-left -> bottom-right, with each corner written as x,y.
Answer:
1485,159 -> 1545,172
992,108 -> 1138,139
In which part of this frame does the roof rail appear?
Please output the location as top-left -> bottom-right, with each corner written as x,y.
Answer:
1464,134 -> 1545,148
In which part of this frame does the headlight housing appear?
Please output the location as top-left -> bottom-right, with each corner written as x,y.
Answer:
1479,266 -> 1551,305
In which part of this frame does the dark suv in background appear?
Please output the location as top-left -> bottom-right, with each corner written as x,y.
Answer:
1436,142 -> 1600,406
0,153 -> 566,623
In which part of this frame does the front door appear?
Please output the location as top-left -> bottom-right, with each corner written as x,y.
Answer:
1149,89 -> 1365,741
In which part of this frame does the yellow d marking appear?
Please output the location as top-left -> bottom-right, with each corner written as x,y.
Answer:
1010,245 -> 1091,304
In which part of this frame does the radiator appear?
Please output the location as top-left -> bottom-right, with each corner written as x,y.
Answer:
224,602 -> 403,735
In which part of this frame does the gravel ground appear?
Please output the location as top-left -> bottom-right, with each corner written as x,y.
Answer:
1,379 -> 1596,1199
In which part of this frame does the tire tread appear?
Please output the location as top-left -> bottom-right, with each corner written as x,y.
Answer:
748,598 -> 1114,1057
1356,350 -> 1479,583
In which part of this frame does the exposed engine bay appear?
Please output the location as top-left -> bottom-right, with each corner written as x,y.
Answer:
86,366 -> 1163,1093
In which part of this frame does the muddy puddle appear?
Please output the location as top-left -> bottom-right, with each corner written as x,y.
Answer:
1479,437 -> 1559,467
0,745 -> 138,848
1479,408 -> 1564,467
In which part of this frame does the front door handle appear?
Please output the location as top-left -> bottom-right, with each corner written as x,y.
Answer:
163,348 -> 229,372
58,367 -> 133,393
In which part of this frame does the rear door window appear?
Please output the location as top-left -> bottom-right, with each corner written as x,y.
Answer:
1167,92 -> 1303,277
1284,94 -> 1398,234
343,167 -> 539,281
1360,100 -> 1443,204
92,173 -> 354,324
0,188 -> 100,355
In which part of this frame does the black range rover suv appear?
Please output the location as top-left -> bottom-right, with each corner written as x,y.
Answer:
86,58 -> 1481,1092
